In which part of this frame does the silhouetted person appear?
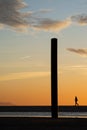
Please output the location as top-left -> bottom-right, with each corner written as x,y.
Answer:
75,96 -> 79,106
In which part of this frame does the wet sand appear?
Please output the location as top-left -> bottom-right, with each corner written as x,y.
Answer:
0,117 -> 87,130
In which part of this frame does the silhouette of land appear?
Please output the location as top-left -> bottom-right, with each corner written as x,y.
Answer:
0,106 -> 87,112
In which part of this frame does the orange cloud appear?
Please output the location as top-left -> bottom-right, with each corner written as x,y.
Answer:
33,18 -> 71,32
0,0 -> 71,32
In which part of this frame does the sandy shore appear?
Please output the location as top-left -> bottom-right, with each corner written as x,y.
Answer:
0,117 -> 87,129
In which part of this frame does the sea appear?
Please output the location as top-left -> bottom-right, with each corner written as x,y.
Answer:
0,112 -> 87,118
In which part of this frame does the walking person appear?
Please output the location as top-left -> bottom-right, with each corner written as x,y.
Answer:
75,96 -> 79,106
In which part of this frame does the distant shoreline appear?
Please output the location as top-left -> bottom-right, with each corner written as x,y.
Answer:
0,106 -> 87,112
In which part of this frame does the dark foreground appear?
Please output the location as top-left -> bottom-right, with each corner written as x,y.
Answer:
1,117 -> 87,130
0,106 -> 87,112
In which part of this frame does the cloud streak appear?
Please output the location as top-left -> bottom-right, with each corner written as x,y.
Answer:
0,72 -> 50,81
0,0 -> 30,31
33,18 -> 71,32
0,0 -> 71,32
1,1 -> 87,33
66,48 -> 87,57
35,9 -> 53,14
71,14 -> 87,25
20,56 -> 32,60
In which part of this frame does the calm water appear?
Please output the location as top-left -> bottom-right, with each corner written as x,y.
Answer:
0,112 -> 87,118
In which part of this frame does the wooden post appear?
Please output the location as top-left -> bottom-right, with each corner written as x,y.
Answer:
51,38 -> 58,118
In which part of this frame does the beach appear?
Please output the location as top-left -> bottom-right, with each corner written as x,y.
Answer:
1,117 -> 87,130
0,106 -> 87,129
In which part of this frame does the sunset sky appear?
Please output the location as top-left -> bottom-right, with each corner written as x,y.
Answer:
0,0 -> 87,105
